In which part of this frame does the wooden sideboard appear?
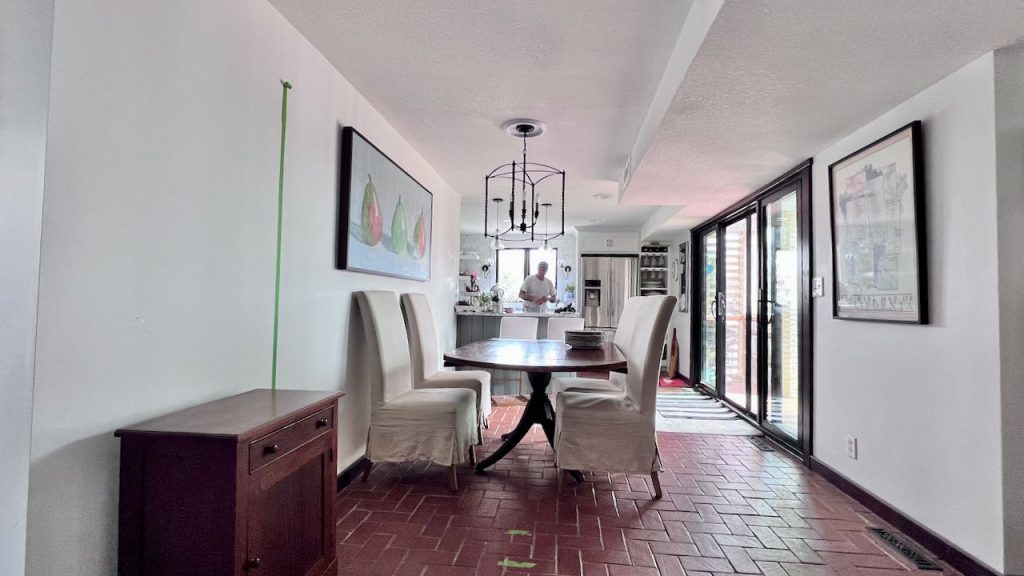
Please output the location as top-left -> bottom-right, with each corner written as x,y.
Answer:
116,389 -> 343,576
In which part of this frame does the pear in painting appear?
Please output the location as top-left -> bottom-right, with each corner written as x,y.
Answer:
390,196 -> 407,254
360,175 -> 383,246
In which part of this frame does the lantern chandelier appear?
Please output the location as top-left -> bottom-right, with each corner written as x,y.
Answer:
484,119 -> 566,250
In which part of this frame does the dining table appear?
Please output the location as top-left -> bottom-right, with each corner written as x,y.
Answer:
443,338 -> 627,474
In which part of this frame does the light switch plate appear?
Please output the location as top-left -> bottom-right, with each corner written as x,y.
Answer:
847,436 -> 858,460
812,277 -> 825,297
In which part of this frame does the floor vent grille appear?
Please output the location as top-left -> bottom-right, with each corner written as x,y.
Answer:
748,436 -> 775,451
867,527 -> 942,571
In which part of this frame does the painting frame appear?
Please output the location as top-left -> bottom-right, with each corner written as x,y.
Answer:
677,240 -> 688,313
828,120 -> 927,324
337,126 -> 433,281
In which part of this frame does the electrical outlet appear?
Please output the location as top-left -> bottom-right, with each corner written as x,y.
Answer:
812,277 -> 825,297
846,436 -> 858,460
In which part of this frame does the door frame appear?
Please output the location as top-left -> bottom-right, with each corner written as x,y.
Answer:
689,160 -> 814,460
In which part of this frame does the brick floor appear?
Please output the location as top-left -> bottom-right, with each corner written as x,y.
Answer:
336,405 -> 958,575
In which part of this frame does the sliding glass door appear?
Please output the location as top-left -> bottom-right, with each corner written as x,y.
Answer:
722,213 -> 757,413
699,230 -> 718,388
692,164 -> 812,455
761,187 -> 800,440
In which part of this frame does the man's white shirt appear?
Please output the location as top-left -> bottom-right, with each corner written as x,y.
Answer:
520,275 -> 556,312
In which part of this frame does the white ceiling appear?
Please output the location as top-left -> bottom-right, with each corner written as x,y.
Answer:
268,0 -> 695,233
624,0 -> 1024,232
270,0 -> 1024,238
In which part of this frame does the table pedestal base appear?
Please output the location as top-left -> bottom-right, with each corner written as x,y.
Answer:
476,372 -> 583,482
476,372 -> 554,473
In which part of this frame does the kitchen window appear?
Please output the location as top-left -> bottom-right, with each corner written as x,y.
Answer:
496,247 -> 558,300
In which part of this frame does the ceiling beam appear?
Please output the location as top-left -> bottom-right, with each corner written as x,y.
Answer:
618,0 -> 724,203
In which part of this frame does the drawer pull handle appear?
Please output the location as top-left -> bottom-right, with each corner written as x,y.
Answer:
316,417 -> 329,428
263,444 -> 279,455
245,557 -> 261,569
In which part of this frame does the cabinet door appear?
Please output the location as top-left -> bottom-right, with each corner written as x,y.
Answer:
246,436 -> 334,576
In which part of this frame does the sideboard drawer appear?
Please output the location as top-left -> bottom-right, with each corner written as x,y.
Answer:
249,406 -> 334,473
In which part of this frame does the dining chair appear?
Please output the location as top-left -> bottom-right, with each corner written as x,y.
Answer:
499,316 -> 539,396
355,291 -> 478,491
545,316 -> 585,342
499,316 -> 539,339
554,295 -> 676,499
549,297 -> 643,397
400,293 -> 492,433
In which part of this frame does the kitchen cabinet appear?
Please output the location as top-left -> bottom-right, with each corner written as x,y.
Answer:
578,229 -> 640,254
115,389 -> 342,576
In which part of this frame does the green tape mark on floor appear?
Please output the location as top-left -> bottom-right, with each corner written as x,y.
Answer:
497,559 -> 536,569
505,529 -> 531,536
271,80 -> 292,391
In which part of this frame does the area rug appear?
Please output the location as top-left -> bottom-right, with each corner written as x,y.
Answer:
655,388 -> 761,436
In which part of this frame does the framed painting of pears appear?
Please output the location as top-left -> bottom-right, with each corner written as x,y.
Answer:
337,127 -> 433,280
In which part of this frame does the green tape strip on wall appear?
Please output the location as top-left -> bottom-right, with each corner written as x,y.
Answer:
272,80 -> 292,391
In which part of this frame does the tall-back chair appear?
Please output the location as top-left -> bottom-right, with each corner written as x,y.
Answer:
554,295 -> 676,499
401,293 -> 492,431
549,296 -> 644,396
500,316 -> 539,396
499,316 -> 539,339
546,317 -> 585,342
355,291 -> 478,491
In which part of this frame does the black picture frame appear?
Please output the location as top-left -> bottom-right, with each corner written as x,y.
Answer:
677,241 -> 688,313
828,121 -> 927,324
337,127 -> 433,281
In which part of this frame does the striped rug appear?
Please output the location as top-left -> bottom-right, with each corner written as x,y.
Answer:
656,389 -> 761,436
657,389 -> 738,420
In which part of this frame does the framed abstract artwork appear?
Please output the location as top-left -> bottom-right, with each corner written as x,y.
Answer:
337,127 -> 432,281
828,121 -> 927,323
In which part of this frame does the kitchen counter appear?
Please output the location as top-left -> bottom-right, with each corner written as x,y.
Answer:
455,310 -> 580,318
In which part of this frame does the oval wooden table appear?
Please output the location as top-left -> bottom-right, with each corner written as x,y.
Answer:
443,338 -> 627,474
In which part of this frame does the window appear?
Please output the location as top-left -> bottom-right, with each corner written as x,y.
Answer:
496,247 -> 558,301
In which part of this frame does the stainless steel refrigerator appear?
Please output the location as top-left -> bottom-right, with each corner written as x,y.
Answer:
581,255 -> 638,333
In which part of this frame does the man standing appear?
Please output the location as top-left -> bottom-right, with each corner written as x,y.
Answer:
519,261 -> 557,313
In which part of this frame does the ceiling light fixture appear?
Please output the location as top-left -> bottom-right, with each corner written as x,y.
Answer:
484,119 -> 565,247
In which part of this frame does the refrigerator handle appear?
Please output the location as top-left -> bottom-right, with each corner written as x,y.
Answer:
607,266 -> 615,325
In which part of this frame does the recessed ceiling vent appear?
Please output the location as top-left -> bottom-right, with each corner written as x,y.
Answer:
867,528 -> 942,571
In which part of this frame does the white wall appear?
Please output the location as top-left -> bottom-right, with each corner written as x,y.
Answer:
26,1 -> 460,575
0,0 -> 53,573
994,46 -> 1024,576
812,54 -> 1007,572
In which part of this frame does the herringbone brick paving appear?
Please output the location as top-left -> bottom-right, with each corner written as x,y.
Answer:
337,405 -> 957,575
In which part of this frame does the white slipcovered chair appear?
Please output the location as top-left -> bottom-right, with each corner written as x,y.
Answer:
400,293 -> 492,433
499,316 -> 538,339
545,316 -> 585,342
355,291 -> 478,491
554,295 -> 676,499
500,316 -> 538,396
548,297 -> 644,397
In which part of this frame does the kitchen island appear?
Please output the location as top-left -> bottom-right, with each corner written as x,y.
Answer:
455,311 -> 581,346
